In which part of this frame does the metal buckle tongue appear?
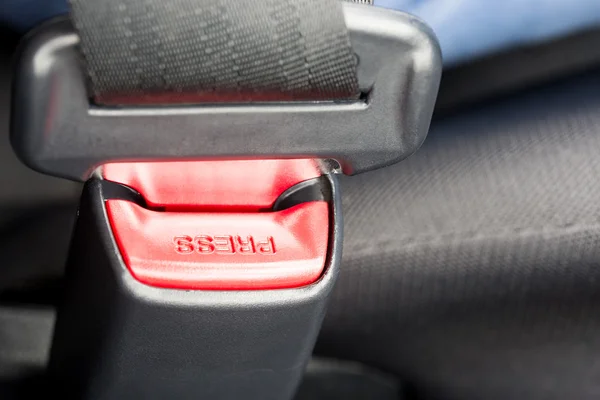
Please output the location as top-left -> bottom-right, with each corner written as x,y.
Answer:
11,3 -> 441,181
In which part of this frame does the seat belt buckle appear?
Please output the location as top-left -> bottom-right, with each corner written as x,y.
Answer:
48,159 -> 343,399
10,3 -> 441,399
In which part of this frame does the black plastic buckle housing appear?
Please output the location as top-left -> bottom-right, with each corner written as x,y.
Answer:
48,174 -> 342,400
10,3 -> 441,181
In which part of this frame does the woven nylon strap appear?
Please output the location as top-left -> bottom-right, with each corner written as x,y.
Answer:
68,0 -> 361,104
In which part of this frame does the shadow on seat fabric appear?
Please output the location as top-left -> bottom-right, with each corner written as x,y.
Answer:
318,69 -> 600,400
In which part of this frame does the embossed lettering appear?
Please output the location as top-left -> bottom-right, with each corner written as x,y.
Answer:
256,236 -> 276,255
175,235 -> 276,255
214,235 -> 235,254
195,235 -> 215,254
173,235 -> 194,254
235,235 -> 255,254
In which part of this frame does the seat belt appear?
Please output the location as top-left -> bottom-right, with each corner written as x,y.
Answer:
69,0 -> 360,104
11,1 -> 441,399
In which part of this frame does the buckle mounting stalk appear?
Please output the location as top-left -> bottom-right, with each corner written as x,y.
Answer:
48,166 -> 343,399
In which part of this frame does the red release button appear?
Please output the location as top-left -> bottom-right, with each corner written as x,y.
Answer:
106,200 -> 329,290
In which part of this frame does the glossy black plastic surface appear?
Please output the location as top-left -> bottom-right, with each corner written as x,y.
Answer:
47,174 -> 342,400
10,3 -> 441,181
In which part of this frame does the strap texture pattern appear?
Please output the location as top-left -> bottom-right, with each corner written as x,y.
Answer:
69,0 -> 359,104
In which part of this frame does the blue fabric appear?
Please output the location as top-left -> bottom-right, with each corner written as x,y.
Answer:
2,0 -> 600,65
0,0 -> 68,32
376,0 -> 600,65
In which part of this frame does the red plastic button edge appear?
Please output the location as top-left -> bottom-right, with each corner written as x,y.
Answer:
106,200 -> 330,290
102,159 -> 323,211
